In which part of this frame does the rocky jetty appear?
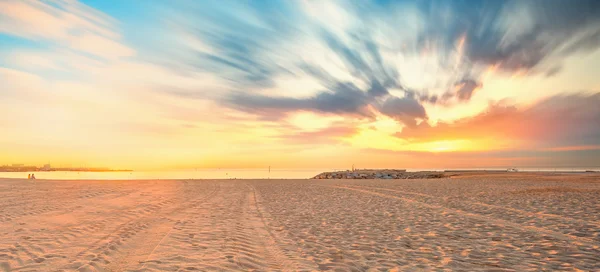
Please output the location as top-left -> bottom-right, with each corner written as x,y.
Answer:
312,169 -> 444,179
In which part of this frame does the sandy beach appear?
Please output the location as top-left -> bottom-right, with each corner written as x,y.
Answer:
1,173 -> 599,271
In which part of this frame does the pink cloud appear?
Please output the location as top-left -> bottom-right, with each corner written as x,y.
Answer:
68,33 -> 134,59
396,93 -> 600,150
541,145 -> 600,152
0,0 -> 133,59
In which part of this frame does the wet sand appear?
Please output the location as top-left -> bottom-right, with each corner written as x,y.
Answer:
1,173 -> 599,271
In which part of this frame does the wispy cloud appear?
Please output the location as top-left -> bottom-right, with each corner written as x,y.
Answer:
0,0 -> 133,59
226,81 -> 376,119
163,0 -> 600,123
414,0 -> 600,74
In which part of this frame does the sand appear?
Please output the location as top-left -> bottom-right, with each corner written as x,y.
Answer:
1,173 -> 599,271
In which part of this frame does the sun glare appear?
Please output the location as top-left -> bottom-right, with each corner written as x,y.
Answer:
406,140 -> 471,153
429,140 -> 461,152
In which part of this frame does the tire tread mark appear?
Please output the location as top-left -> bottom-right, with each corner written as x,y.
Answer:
247,184 -> 305,271
347,184 -> 600,226
324,185 -> 596,247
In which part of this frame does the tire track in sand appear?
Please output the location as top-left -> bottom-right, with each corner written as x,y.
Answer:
1,186 -> 162,271
218,185 -> 286,271
347,184 -> 600,226
246,184 -> 311,271
325,185 -> 598,247
107,184 -> 221,272
345,184 -> 600,241
137,183 -> 310,271
134,183 -> 221,271
57,183 -> 218,271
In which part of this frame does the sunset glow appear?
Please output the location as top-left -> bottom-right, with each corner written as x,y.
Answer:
1,0 -> 599,170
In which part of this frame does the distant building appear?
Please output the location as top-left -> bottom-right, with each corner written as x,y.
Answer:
42,164 -> 51,170
12,163 -> 24,167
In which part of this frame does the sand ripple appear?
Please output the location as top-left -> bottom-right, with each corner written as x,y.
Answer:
1,174 -> 599,271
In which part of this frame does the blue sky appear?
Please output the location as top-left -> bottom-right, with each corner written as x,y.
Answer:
1,0 -> 600,169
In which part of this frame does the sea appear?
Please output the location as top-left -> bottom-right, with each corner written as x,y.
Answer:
1,167 -> 599,180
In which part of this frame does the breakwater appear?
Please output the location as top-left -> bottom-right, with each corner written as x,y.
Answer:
312,169 -> 444,179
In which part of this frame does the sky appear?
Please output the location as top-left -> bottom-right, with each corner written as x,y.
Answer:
1,0 -> 600,170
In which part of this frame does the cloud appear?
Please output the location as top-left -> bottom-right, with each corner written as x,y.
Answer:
161,2 -> 430,125
378,95 -> 427,128
397,93 -> 600,150
5,1 -> 600,144
454,79 -> 482,101
68,33 -> 134,59
320,30 -> 399,90
160,0 -> 600,129
416,0 -> 600,74
225,63 -> 427,126
161,0 -> 600,123
362,147 -> 600,168
226,82 -> 375,119
2,0 -> 600,169
160,1 -> 306,90
416,78 -> 483,105
0,0 -> 133,59
0,67 -> 46,99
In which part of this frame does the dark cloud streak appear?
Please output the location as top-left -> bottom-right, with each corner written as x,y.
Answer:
164,0 -> 600,126
419,0 -> 600,74
378,95 -> 427,128
226,82 -> 375,119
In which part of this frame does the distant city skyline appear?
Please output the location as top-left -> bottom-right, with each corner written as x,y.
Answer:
1,0 -> 599,170
0,163 -> 130,172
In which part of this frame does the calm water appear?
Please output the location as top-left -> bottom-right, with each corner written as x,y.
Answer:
1,168 -> 598,180
0,169 -> 329,180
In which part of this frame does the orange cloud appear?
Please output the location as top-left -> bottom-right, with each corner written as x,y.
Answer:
397,93 -> 600,151
541,145 -> 600,152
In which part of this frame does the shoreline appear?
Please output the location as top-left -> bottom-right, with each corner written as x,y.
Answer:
1,171 -> 599,182
0,170 -> 132,173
